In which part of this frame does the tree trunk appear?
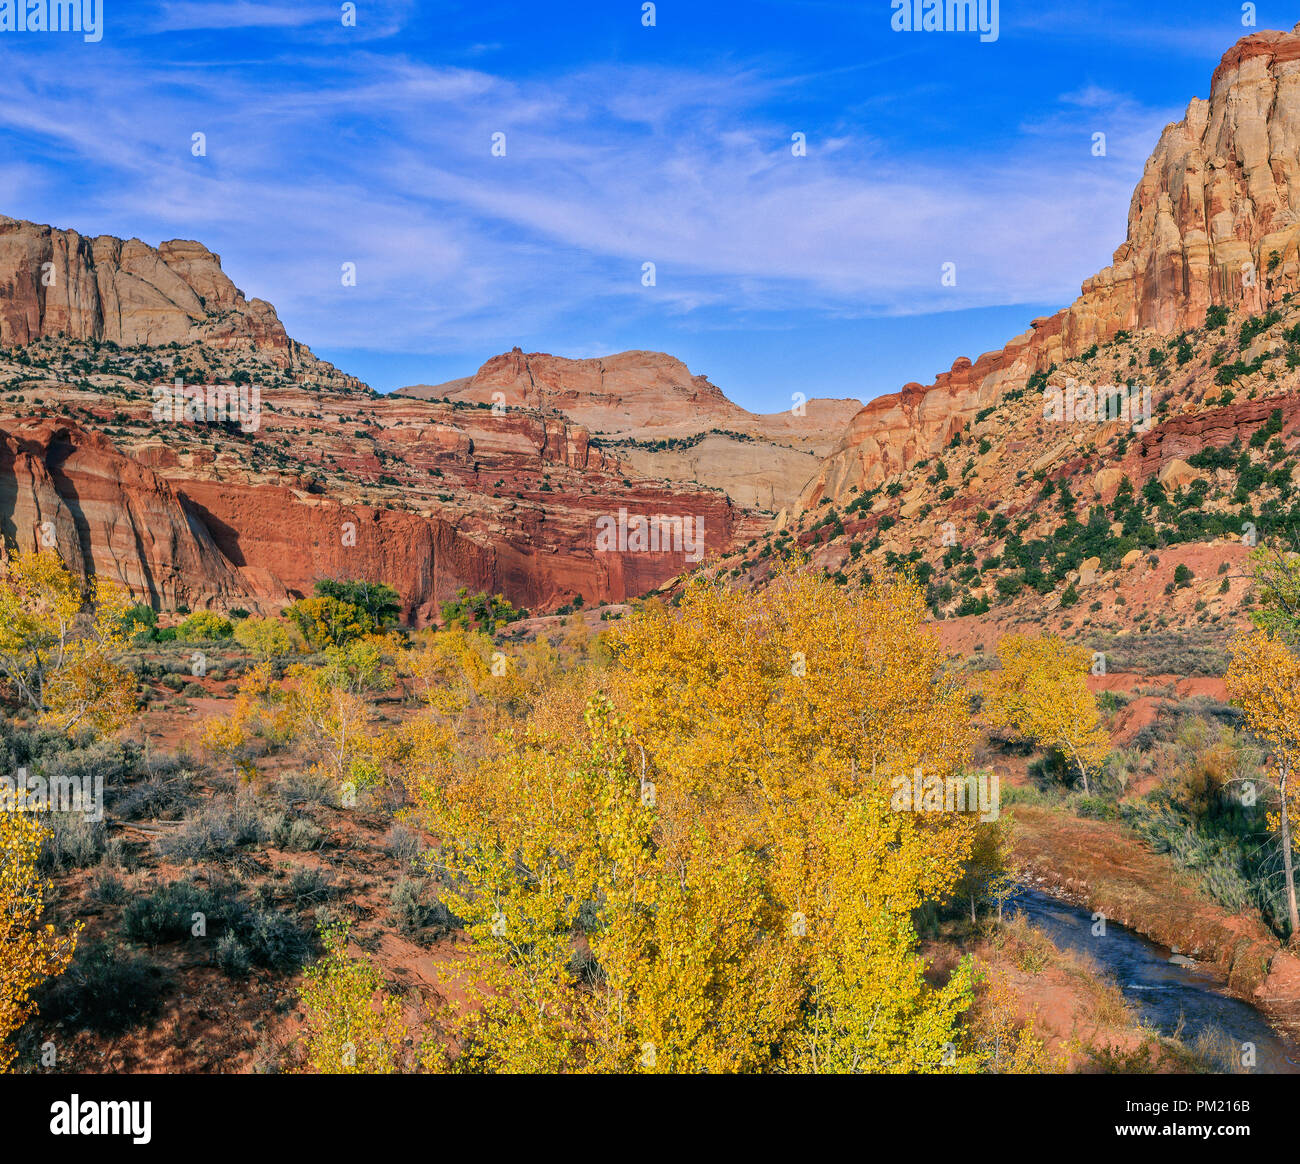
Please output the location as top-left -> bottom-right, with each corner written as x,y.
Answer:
1280,759 -> 1300,939
1071,745 -> 1090,795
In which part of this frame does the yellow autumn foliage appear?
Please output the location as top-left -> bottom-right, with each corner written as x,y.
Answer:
0,550 -> 135,735
0,805 -> 81,1072
1225,630 -> 1300,934
298,922 -> 408,1073
984,633 -> 1109,793
410,570 -> 983,1073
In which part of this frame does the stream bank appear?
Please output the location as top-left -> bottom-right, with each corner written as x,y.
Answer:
1012,803 -> 1300,1051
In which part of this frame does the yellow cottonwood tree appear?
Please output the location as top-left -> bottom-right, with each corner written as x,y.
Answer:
286,595 -> 370,650
200,661 -> 287,779
0,550 -> 135,735
956,817 -> 1017,925
0,809 -> 80,1071
282,664 -> 379,785
417,697 -> 802,1073
233,615 -> 296,661
984,634 -> 1109,793
298,922 -> 407,1073
1225,631 -> 1300,936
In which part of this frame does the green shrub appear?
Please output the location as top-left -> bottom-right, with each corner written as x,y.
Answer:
39,814 -> 107,872
120,880 -> 233,945
177,611 -> 234,641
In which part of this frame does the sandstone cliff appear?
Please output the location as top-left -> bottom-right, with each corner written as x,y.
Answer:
0,214 -> 778,617
799,24 -> 1300,509
0,216 -> 359,389
0,366 -> 756,620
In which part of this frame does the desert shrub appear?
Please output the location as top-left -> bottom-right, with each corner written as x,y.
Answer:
238,907 -> 315,972
998,783 -> 1062,809
274,771 -> 334,807
119,880 -> 236,945
35,941 -> 168,1035
157,801 -> 274,862
286,867 -> 338,906
101,836 -> 133,870
387,876 -> 457,936
1125,803 -> 1253,901
120,879 -> 314,971
39,814 -> 107,872
0,722 -> 77,773
109,756 -> 200,821
266,813 -> 325,852
1072,795 -> 1119,821
1027,750 -> 1072,786
215,932 -> 252,976
1086,630 -> 1232,677
88,868 -> 128,905
1118,723 -> 1289,931
39,737 -> 135,789
384,824 -> 423,868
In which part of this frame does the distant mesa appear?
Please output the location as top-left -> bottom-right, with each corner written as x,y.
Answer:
399,348 -> 861,512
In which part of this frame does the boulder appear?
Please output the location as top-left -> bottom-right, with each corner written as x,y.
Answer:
1158,458 -> 1199,491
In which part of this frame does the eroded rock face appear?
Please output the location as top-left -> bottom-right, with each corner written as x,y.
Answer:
0,392 -> 754,621
799,25 -> 1300,509
0,420 -> 265,609
0,216 -> 778,617
1134,395 -> 1300,479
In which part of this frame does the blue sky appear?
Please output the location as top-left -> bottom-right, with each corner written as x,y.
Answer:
0,1 -> 1280,410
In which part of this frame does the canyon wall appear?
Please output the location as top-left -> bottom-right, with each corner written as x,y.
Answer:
798,25 -> 1300,509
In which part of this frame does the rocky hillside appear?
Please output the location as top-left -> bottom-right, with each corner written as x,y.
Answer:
716,300 -> 1293,653
708,26 -> 1300,648
800,25 -> 1300,508
400,348 -> 860,512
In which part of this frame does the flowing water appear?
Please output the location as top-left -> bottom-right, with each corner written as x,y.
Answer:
1006,886 -> 1300,1073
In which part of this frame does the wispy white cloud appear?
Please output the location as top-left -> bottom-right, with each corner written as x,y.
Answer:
149,0 -> 417,40
155,2 -> 323,30
0,39 -> 1172,358
1007,2 -> 1254,58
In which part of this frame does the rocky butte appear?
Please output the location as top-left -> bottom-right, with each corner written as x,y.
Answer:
400,348 -> 860,513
